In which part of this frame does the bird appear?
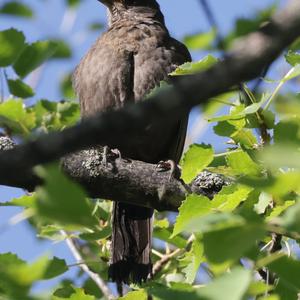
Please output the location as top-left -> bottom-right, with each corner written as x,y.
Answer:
73,0 -> 191,285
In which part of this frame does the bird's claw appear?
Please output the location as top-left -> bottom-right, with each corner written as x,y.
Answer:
101,146 -> 122,167
156,160 -> 181,180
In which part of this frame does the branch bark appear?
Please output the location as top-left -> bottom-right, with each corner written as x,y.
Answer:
0,137 -> 227,211
0,0 -> 299,207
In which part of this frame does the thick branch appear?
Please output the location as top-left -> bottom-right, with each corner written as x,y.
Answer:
0,1 -> 299,192
0,137 -> 227,211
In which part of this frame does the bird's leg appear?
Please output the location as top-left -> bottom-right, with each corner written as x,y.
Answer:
101,146 -> 122,166
156,160 -> 181,180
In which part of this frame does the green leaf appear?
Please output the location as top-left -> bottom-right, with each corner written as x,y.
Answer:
50,39 -> 72,59
184,29 -> 216,50
43,257 -> 68,279
259,145 -> 300,169
0,29 -> 25,67
119,290 -> 148,300
33,99 -> 80,131
7,78 -> 34,98
66,0 -> 81,8
60,73 -> 76,99
170,55 -> 218,76
247,281 -> 272,297
226,150 -> 261,176
53,287 -> 95,300
0,99 -> 36,135
274,121 -> 300,145
203,221 -> 265,264
14,40 -> 58,78
231,129 -> 258,148
181,144 -> 214,183
88,22 -> 105,31
254,192 -> 272,214
266,256 -> 300,300
279,200 -> 300,233
285,50 -> 300,66
148,283 -> 201,300
79,226 -> 112,241
211,184 -> 253,212
0,194 -> 36,208
199,267 -> 251,300
213,121 -> 236,137
172,194 -> 211,237
35,164 -> 97,228
182,238 -> 204,284
266,200 -> 295,221
0,2 -> 33,18
154,227 -> 187,248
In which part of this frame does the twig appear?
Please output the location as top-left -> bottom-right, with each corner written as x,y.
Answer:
198,0 -> 226,51
60,230 -> 115,300
152,235 -> 194,276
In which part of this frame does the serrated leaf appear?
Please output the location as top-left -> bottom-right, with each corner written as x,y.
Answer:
170,55 -> 218,76
0,194 -> 36,208
0,29 -> 25,66
182,238 -> 204,284
14,40 -> 58,78
0,2 -> 33,18
172,194 -> 211,237
181,144 -> 214,183
211,184 -> 253,212
226,150 -> 261,176
35,164 -> 97,228
7,78 -> 34,98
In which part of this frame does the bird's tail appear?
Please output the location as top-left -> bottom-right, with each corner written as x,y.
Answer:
108,202 -> 153,284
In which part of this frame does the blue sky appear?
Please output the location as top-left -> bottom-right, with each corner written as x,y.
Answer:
0,0 -> 280,295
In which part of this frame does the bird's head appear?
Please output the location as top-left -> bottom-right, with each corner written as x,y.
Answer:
97,0 -> 159,10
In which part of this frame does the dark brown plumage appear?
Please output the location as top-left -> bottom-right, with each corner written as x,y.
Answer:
73,0 -> 191,284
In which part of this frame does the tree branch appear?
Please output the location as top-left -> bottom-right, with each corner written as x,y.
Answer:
0,1 -> 298,205
60,230 -> 115,300
0,137 -> 227,211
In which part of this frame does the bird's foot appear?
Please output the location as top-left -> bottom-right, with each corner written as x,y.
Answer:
156,160 -> 181,180
101,146 -> 122,166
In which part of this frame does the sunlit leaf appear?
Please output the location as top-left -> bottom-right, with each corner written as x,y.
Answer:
181,144 -> 214,183
170,55 -> 218,76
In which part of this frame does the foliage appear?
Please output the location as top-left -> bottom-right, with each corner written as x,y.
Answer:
0,1 -> 300,300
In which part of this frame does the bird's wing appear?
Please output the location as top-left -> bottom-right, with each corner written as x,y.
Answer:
73,41 -> 135,117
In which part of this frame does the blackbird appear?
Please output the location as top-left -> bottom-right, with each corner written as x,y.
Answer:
73,0 -> 191,284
